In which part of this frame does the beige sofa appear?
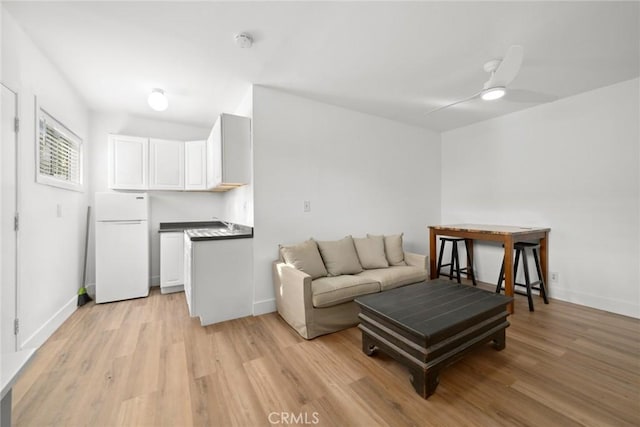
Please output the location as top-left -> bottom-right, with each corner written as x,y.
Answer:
272,234 -> 428,339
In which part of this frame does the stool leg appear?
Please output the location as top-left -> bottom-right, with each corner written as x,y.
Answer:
447,241 -> 455,280
513,248 -> 521,285
521,249 -> 535,312
465,239 -> 477,286
453,243 -> 461,284
532,248 -> 549,304
436,239 -> 446,278
496,257 -> 505,293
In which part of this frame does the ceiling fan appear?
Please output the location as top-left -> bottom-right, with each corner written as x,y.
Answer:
426,45 -> 555,115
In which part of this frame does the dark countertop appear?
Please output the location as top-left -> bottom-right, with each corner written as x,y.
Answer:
159,220 -> 253,241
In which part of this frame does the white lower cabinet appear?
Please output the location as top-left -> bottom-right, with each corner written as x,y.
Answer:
183,235 -> 252,325
160,232 -> 184,294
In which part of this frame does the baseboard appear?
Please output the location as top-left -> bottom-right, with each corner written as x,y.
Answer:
160,284 -> 184,294
21,294 -> 77,350
550,287 -> 640,319
151,275 -> 160,286
253,298 -> 276,316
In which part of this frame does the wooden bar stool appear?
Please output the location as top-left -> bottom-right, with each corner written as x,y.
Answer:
436,237 -> 477,286
496,242 -> 549,311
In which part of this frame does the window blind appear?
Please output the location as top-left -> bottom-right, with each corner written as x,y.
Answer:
37,109 -> 82,190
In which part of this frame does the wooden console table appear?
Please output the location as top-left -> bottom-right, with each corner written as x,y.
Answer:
428,224 -> 550,313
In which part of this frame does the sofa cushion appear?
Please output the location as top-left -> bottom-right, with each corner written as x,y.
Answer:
280,239 -> 328,279
311,275 -> 380,308
353,236 -> 389,269
356,266 -> 426,291
316,236 -> 363,276
368,233 -> 407,266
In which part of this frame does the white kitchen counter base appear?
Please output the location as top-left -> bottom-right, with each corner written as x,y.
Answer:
184,233 -> 253,326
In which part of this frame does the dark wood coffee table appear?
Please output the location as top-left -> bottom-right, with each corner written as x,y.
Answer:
354,279 -> 512,398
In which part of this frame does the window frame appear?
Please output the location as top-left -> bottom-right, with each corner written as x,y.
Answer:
35,99 -> 84,192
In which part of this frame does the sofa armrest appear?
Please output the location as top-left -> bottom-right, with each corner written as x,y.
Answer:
405,251 -> 428,273
272,261 -> 314,338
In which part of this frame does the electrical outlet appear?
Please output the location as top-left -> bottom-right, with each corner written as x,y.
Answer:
303,200 -> 311,213
550,272 -> 559,284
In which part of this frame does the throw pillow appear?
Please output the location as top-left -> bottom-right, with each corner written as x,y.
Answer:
368,233 -> 407,266
353,236 -> 389,269
315,236 -> 363,276
280,239 -> 328,279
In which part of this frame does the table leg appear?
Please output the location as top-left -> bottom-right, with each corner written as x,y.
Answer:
465,239 -> 477,286
540,232 -> 549,290
504,236 -> 515,314
429,228 -> 437,279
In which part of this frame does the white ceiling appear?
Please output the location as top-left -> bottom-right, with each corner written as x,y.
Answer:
3,1 -> 639,132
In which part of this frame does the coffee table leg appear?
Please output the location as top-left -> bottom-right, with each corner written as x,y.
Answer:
492,329 -> 506,351
362,333 -> 377,356
409,365 -> 440,398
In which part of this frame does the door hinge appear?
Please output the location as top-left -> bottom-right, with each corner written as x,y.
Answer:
14,213 -> 19,231
14,117 -> 19,133
14,318 -> 19,335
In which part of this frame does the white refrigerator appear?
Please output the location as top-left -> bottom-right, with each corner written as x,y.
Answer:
95,192 -> 149,303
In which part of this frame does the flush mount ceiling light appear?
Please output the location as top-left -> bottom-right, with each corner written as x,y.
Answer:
480,87 -> 506,101
235,33 -> 253,48
148,88 -> 168,111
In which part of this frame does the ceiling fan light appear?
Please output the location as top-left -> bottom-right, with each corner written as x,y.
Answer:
148,88 -> 168,111
481,87 -> 506,101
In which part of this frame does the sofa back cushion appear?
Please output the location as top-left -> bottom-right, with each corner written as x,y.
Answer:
280,239 -> 328,279
353,236 -> 389,269
316,236 -> 363,276
367,233 -> 407,266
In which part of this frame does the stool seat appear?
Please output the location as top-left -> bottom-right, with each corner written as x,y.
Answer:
436,237 -> 477,286
496,242 -> 549,311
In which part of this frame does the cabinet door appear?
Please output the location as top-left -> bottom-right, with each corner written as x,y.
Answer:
220,114 -> 251,185
160,232 -> 185,289
149,139 -> 184,190
184,140 -> 206,190
109,135 -> 148,190
206,120 -> 223,189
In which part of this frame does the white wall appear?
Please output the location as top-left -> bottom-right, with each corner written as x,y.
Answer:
86,112 -> 224,286
252,86 -> 441,313
441,78 -> 640,318
2,10 -> 90,348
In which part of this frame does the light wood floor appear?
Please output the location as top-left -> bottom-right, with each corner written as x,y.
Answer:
12,284 -> 640,426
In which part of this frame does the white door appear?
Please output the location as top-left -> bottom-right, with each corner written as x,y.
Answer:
160,232 -> 184,290
149,138 -> 184,190
1,84 -> 19,353
184,140 -> 206,190
95,221 -> 149,303
108,135 -> 148,190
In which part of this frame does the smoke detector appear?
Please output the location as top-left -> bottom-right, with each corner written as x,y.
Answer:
235,33 -> 253,48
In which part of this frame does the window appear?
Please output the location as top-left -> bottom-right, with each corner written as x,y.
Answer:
36,106 -> 83,191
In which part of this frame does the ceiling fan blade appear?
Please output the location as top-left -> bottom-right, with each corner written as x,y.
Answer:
504,89 -> 557,103
426,91 -> 481,115
487,45 -> 523,88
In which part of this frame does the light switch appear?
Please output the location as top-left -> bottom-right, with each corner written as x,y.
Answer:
56,204 -> 62,218
304,200 -> 311,213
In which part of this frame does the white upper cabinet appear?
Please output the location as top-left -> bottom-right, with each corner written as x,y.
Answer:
108,135 -> 148,190
184,140 -> 207,190
108,114 -> 249,192
149,138 -> 184,190
206,114 -> 251,191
